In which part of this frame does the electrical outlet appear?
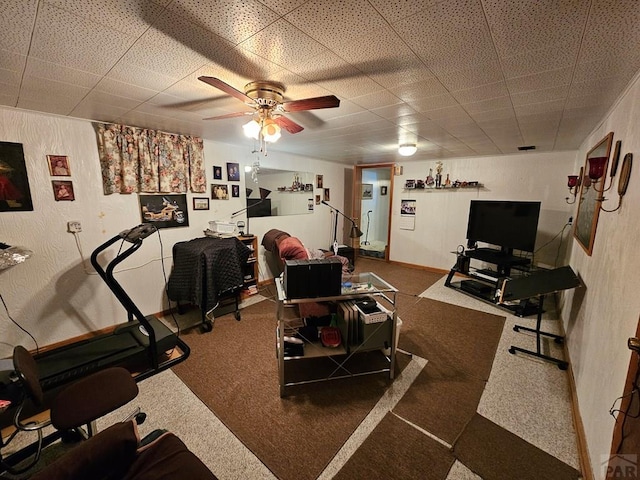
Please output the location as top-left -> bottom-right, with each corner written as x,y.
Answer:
67,221 -> 82,233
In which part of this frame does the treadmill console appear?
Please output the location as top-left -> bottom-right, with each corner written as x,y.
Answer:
119,224 -> 157,243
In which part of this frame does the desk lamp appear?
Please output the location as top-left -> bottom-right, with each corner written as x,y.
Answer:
321,200 -> 363,254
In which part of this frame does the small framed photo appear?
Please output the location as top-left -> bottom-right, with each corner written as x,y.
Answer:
213,166 -> 222,180
323,188 -> 330,201
52,180 -> 75,201
362,183 -> 373,199
47,155 -> 70,176
227,162 -> 240,181
211,184 -> 229,200
381,186 -> 388,195
232,184 -> 240,197
316,174 -> 324,189
193,197 -> 209,210
315,195 -> 321,205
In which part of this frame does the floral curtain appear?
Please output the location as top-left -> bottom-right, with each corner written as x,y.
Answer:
93,122 -> 207,194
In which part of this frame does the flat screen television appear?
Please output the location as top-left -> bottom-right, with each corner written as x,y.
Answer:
247,198 -> 271,218
466,200 -> 541,252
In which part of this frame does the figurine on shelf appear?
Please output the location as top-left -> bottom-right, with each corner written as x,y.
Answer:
444,173 -> 451,187
426,168 -> 435,187
435,161 -> 443,188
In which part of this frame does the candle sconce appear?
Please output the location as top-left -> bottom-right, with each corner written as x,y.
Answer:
565,166 -> 583,204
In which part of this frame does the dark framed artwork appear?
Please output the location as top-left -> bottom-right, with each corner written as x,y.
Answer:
213,166 -> 222,180
211,184 -> 229,200
316,174 -> 323,189
362,183 -> 373,199
47,155 -> 71,176
227,162 -> 240,181
381,186 -> 388,195
52,180 -> 75,201
139,194 -> 189,228
231,184 -> 240,197
323,188 -> 330,201
315,195 -> 321,205
0,141 -> 33,212
193,197 -> 209,210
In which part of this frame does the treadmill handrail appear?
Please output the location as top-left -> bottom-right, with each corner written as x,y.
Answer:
90,228 -> 159,369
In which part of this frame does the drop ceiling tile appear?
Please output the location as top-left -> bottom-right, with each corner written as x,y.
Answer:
16,97 -> 80,116
452,82 -> 510,104
371,105 -> 421,122
94,78 -> 159,102
20,75 -> 90,103
0,93 -> 18,107
30,3 -> 136,75
0,68 -> 21,87
168,0 -> 281,45
463,96 -> 513,114
316,75 -> 385,100
393,0 -> 497,72
286,0 -> 388,48
258,0 -> 307,16
0,0 -> 37,54
389,77 -> 450,103
411,93 -> 460,113
514,99 -> 565,116
351,90 -> 402,110
368,0 -> 436,23
82,90 -> 143,110
46,0 -> 165,36
564,95 -> 612,111
500,41 -> 579,79
0,78 -> 19,97
506,67 -> 573,94
0,50 -> 27,72
239,18 -> 329,70
573,58 -> 640,85
107,62 -> 179,92
470,107 -> 516,122
511,86 -> 569,107
483,0 -> 588,58
24,58 -> 101,89
436,62 -> 504,92
69,99 -> 130,122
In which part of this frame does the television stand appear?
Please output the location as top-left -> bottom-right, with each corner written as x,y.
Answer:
444,247 -> 538,317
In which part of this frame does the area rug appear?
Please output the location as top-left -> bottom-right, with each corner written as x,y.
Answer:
453,413 -> 581,480
333,412 -> 455,480
171,300 -> 408,480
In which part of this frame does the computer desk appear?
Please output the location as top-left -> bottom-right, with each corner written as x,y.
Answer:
498,265 -> 581,370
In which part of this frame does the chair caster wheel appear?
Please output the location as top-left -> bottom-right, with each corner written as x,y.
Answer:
135,412 -> 147,425
201,322 -> 213,333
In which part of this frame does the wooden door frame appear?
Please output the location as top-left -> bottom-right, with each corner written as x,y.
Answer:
353,163 -> 395,261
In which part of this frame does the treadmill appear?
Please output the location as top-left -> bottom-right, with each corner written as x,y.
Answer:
33,224 -> 189,391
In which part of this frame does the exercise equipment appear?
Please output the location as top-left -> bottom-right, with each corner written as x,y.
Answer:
26,224 -> 189,391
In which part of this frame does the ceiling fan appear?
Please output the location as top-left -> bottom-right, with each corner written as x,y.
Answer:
198,76 -> 340,146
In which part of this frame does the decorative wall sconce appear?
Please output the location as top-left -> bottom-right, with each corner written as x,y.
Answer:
600,152 -> 632,212
585,139 -> 632,213
565,166 -> 583,204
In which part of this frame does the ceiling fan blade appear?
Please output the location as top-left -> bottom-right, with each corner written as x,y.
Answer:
203,111 -> 254,121
282,95 -> 340,113
198,77 -> 255,105
274,116 -> 304,134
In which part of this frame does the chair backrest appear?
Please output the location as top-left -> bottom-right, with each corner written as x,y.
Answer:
12,345 -> 44,407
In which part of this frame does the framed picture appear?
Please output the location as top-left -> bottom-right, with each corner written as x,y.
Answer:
139,194 -> 189,228
323,188 -> 330,201
227,162 -> 240,181
213,166 -> 222,180
211,184 -> 229,200
52,180 -> 75,201
193,197 -> 209,210
362,183 -> 373,199
381,186 -> 388,195
316,174 -> 323,189
47,155 -> 71,176
315,195 -> 321,205
0,141 -> 33,211
231,184 -> 240,197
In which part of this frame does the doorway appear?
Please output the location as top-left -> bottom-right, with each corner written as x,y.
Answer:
353,164 -> 394,261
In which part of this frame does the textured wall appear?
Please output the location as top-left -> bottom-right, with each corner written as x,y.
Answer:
562,72 -> 640,479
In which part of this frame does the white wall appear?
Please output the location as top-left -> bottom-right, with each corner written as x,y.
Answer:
389,151 -> 577,270
561,73 -> 640,478
0,107 -> 344,358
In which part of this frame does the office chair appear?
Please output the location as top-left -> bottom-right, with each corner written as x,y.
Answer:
1,345 -> 142,474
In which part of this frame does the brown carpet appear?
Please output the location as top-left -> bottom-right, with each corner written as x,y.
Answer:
398,297 -> 505,381
454,414 -> 581,480
354,257 -> 444,297
171,300 -> 409,480
333,412 -> 455,480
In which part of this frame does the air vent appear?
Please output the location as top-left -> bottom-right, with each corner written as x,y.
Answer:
518,145 -> 536,151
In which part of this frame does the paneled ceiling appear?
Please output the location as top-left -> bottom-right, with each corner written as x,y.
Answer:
2,0 -> 640,164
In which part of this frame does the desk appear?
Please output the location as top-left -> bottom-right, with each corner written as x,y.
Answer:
500,266 -> 581,369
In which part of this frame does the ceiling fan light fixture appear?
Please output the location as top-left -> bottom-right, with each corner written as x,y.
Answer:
398,144 -> 417,156
242,119 -> 260,139
262,119 -> 281,143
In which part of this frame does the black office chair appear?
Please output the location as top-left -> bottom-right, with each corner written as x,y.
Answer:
1,346 -> 142,474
